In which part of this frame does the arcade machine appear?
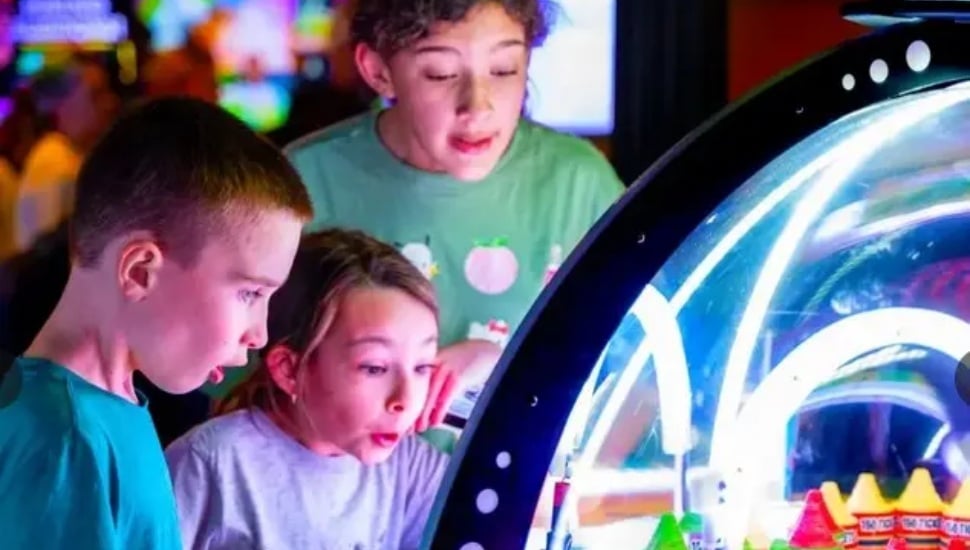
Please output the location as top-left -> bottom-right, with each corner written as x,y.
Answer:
423,2 -> 970,549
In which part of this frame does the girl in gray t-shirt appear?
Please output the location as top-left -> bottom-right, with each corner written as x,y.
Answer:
165,229 -> 451,550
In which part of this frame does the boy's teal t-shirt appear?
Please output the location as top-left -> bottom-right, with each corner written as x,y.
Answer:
282,111 -> 625,417
0,357 -> 182,550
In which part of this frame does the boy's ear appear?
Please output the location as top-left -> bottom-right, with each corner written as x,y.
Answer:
354,42 -> 395,100
118,238 -> 164,302
265,345 -> 299,399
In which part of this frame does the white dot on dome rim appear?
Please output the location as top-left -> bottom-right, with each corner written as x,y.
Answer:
842,74 -> 856,91
460,543 -> 484,550
496,452 -> 511,469
870,59 -> 889,83
906,40 -> 931,72
476,489 -> 499,514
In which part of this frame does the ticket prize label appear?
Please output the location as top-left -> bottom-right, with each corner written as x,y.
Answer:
857,514 -> 894,538
942,517 -> 970,540
898,512 -> 940,533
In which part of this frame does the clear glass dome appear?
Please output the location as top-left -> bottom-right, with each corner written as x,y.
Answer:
524,84 -> 970,549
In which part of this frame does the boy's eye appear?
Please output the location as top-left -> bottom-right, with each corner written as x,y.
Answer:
239,289 -> 263,304
492,68 -> 519,77
359,364 -> 388,376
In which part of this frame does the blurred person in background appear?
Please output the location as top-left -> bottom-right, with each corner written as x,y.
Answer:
15,55 -> 119,253
0,88 -> 41,260
142,22 -> 220,103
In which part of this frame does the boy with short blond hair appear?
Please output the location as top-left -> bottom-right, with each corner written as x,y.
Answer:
0,97 -> 313,549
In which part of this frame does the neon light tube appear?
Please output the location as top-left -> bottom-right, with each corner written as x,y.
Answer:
669,92 -> 934,313
924,424 -> 951,460
710,89 -> 970,471
799,381 -> 948,421
572,286 -> 690,484
635,285 -> 692,455
577,93 -> 939,477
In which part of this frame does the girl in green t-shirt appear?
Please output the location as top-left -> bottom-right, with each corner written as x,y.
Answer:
285,0 -> 626,433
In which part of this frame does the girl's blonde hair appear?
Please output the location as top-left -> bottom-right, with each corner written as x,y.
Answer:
217,228 -> 438,417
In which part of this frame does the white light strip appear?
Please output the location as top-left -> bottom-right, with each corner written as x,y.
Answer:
797,382 -> 950,423
574,286 -> 690,467
832,345 -> 928,382
565,286 -> 692,526
574,331 -> 653,472
562,306 -> 657,535
942,434 -> 970,481
670,152 -> 830,312
634,286 -> 692,455
720,307 -> 970,548
554,348 -> 608,470
924,424 -> 951,460
799,381 -> 948,421
811,199 -> 970,255
668,93 -> 931,313
836,199 -> 970,243
709,89 -> 970,472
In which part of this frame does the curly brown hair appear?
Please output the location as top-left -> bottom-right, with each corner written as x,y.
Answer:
350,0 -> 555,57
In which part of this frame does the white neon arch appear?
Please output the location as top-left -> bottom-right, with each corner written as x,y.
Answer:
576,92 -> 938,465
572,151 -> 843,469
668,86 -> 970,314
718,307 -> 970,548
709,87 -> 970,467
572,79 -> 929,464
558,285 -> 693,530
667,92 -> 937,313
634,285 -> 693,456
799,381 -> 949,422
584,88 -> 968,472
575,285 -> 691,466
924,424 -> 951,460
